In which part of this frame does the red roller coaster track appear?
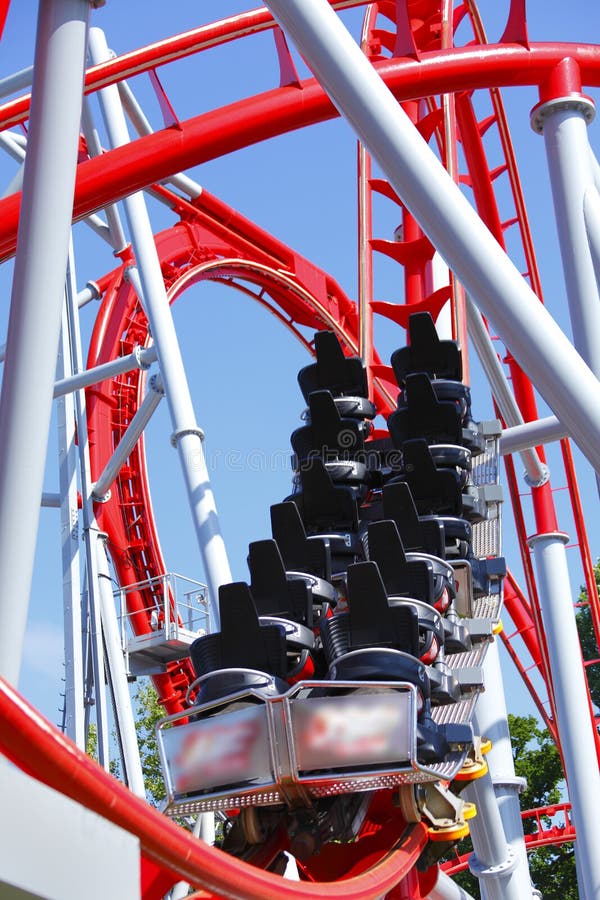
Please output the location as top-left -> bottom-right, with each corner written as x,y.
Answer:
1,1 -> 599,898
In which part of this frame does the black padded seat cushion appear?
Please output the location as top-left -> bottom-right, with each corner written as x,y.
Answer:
190,582 -> 288,680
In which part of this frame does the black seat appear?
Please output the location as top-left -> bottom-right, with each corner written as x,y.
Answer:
382,481 -> 445,558
190,582 -> 288,681
320,562 -> 420,664
366,520 -> 435,603
368,519 -> 455,610
247,539 -> 313,627
291,390 -> 369,487
298,331 -> 369,401
393,439 -> 463,517
270,501 -> 331,580
391,312 -> 462,383
288,458 -> 359,534
389,373 -> 463,447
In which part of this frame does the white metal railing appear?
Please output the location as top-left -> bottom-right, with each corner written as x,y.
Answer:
114,572 -> 209,656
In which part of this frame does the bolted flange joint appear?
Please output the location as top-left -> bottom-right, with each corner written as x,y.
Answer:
91,486 -> 111,504
170,426 -> 205,448
469,844 -> 518,880
523,462 -> 550,488
530,94 -> 595,134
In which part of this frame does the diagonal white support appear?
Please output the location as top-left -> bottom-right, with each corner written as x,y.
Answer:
88,28 -> 232,627
263,0 -> 600,476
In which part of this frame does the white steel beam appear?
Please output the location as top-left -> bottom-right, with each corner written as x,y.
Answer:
92,373 -> 164,501
532,92 -> 600,379
0,0 -> 90,684
583,186 -> 600,286
471,641 -> 534,899
96,535 -> 146,797
466,297 -> 548,486
53,344 -> 157,398
529,533 -> 600,900
65,248 -> 111,768
263,0 -> 600,476
57,298 -> 85,748
88,28 -> 232,627
499,416 -> 567,455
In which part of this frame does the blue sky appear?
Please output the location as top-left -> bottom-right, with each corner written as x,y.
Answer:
0,1 -> 598,730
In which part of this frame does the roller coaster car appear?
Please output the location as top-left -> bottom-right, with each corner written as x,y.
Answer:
320,562 -> 466,707
157,567 -> 473,819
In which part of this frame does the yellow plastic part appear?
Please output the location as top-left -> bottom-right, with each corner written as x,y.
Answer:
428,821 -> 470,843
480,738 -> 492,755
453,758 -> 489,782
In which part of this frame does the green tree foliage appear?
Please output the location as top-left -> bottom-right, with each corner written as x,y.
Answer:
576,559 -> 600,709
132,678 -> 168,805
451,561 -> 600,897
451,713 -> 575,898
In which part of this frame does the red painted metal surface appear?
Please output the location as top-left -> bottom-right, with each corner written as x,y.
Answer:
1,3 -> 599,896
0,44 -> 599,262
442,803 -> 576,875
0,676 -> 428,899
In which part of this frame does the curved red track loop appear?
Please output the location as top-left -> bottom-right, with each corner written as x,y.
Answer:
0,43 -> 600,262
0,676 -> 428,899
2,1 -> 596,890
441,802 -> 576,876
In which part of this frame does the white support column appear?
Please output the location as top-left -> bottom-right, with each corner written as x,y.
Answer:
466,297 -> 548,487
532,90 -> 600,379
583,186 -> 600,286
96,535 -> 146,798
57,301 -> 85,748
88,27 -> 231,627
65,250 -> 111,768
528,533 -> 600,900
263,0 -> 600,475
81,96 -> 129,253
427,871 -> 475,900
0,0 -> 90,685
468,640 -> 534,900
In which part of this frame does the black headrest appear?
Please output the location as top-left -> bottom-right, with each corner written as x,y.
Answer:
383,481 -> 445,557
346,562 -> 419,656
270,501 -> 330,579
247,539 -> 312,625
298,331 -> 368,401
367,520 -> 435,603
391,312 -> 462,383
190,582 -> 287,678
289,459 -> 359,534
